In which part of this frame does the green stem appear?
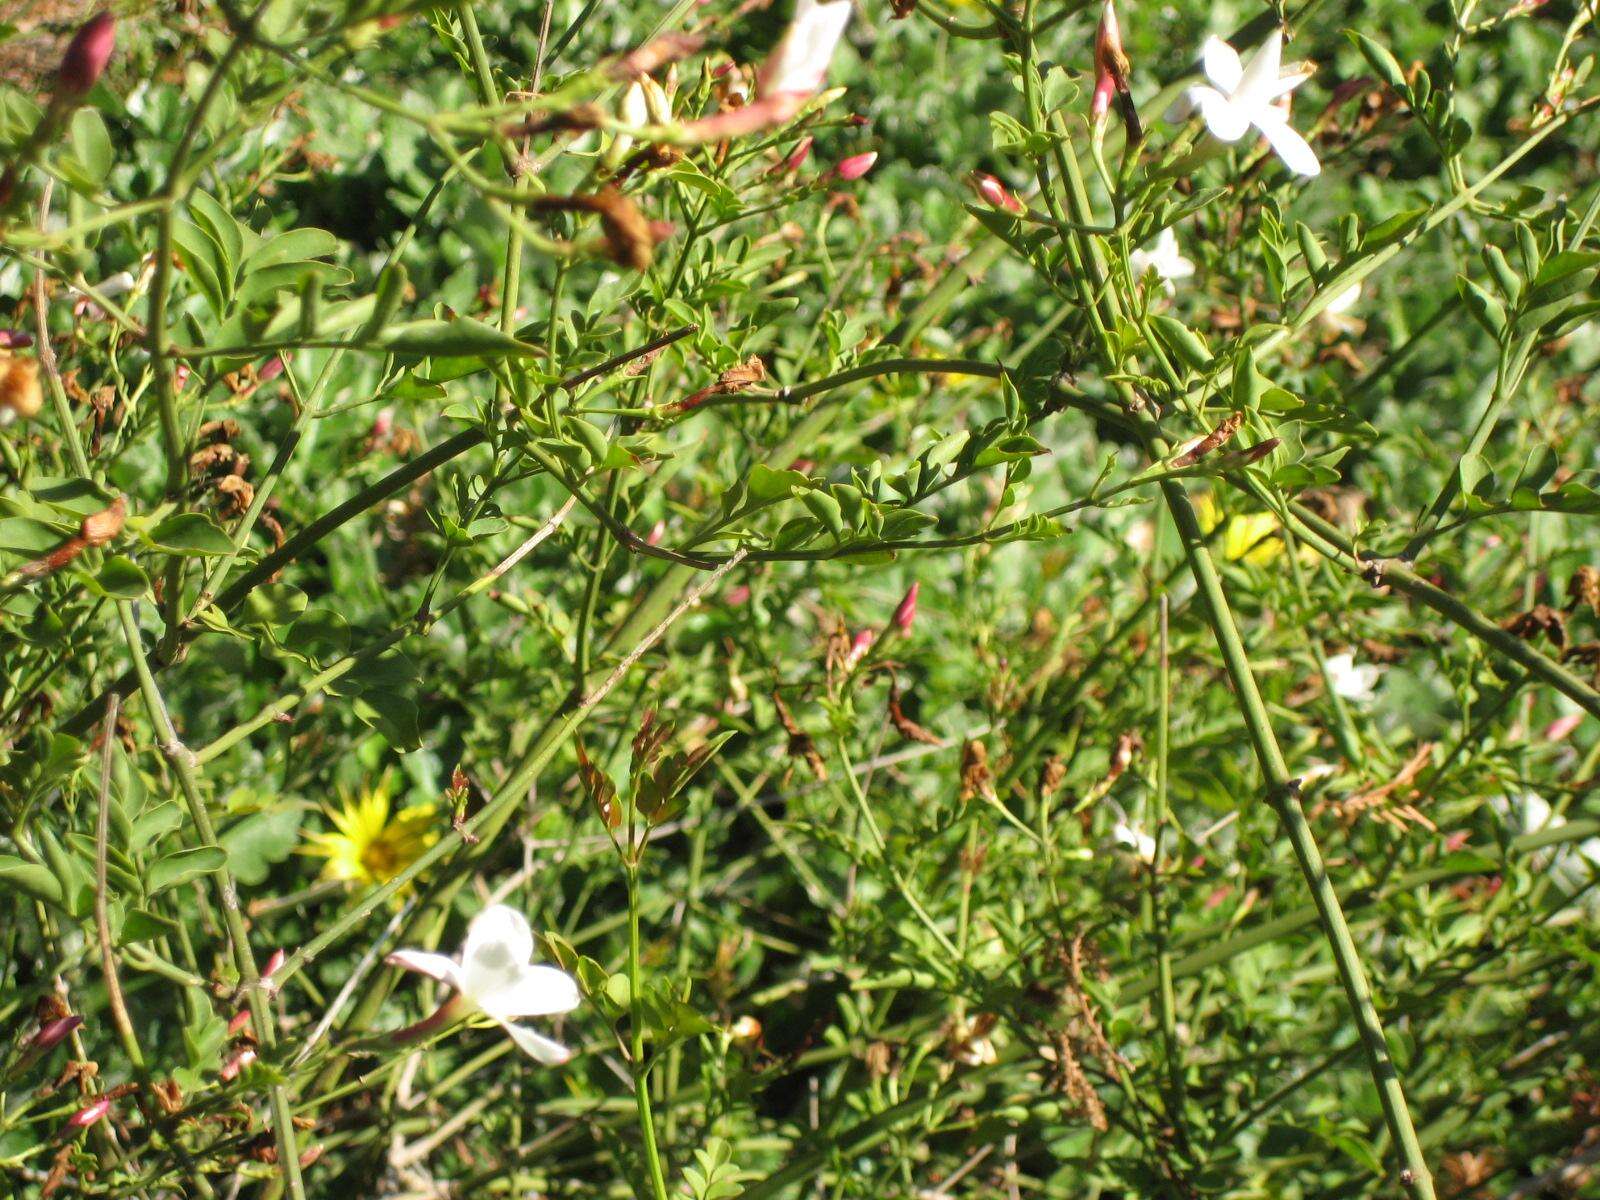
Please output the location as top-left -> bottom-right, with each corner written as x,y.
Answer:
627,865 -> 672,1200
1148,596 -> 1186,1145
1028,18 -> 1437,1194
835,737 -> 963,961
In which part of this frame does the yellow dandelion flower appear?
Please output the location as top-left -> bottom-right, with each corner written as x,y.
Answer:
1191,493 -> 1285,566
302,779 -> 437,890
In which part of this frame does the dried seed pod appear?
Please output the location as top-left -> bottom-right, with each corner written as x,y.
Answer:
0,357 -> 43,422
80,496 -> 125,546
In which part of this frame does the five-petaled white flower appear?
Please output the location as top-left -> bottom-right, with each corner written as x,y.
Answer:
388,904 -> 580,1064
1129,227 -> 1196,294
1324,652 -> 1381,703
757,0 -> 853,100
1166,30 -> 1320,177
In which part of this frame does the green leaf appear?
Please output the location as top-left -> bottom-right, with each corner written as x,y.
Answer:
120,907 -> 180,944
219,806 -> 304,886
747,464 -> 806,502
189,191 -> 246,275
147,513 -> 235,557
130,802 -> 185,851
90,555 -> 151,599
1346,30 -> 1407,93
147,846 -> 229,895
1456,276 -> 1506,338
63,107 -> 113,189
1151,314 -> 1212,371
244,227 -> 340,274
1458,452 -> 1491,497
353,692 -> 422,751
376,316 -> 540,357
0,517 -> 67,556
235,261 -> 351,311
171,219 -> 229,313
0,855 -> 66,908
1360,207 -> 1427,250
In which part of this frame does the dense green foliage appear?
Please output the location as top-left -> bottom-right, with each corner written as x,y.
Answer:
3,1 -> 1600,1197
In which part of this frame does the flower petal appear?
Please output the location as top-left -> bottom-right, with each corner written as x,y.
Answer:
464,905 -> 534,968
497,1018 -> 573,1065
460,905 -> 543,1004
386,950 -> 463,988
1253,109 -> 1321,176
757,0 -> 852,99
1264,69 -> 1312,101
1192,87 -> 1252,142
1236,29 -> 1283,105
1201,36 -> 1243,93
476,964 -> 581,1020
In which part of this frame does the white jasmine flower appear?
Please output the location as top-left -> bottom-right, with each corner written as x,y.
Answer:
387,904 -> 580,1064
1489,793 -> 1600,908
1129,227 -> 1195,294
1165,30 -> 1321,177
1325,283 -> 1361,315
1299,760 -> 1340,786
95,270 -> 138,298
757,0 -> 853,99
1324,652 -> 1381,703
1111,819 -> 1157,864
1492,791 -> 1554,837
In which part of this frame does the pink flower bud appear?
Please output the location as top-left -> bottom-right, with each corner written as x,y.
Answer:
785,135 -> 815,172
1543,712 -> 1583,742
57,13 -> 117,99
220,1047 -> 257,1082
173,364 -> 191,390
835,151 -> 877,181
258,356 -> 285,383
1443,830 -> 1471,852
1092,0 -> 1130,126
845,628 -> 874,670
725,584 -> 751,607
1091,73 -> 1115,121
646,520 -> 666,547
227,1009 -> 252,1037
67,1097 -> 112,1130
33,1015 -> 82,1052
969,173 -> 1024,214
260,947 -> 286,996
892,582 -> 919,633
0,329 -> 33,350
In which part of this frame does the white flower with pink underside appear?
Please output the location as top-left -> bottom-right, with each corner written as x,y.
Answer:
1166,30 -> 1320,177
388,904 -> 580,1064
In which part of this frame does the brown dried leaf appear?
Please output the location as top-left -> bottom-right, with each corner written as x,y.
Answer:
1174,411 -> 1243,466
1503,604 -> 1568,652
1568,566 -> 1600,617
773,691 -> 827,781
887,682 -> 941,745
959,739 -> 994,802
